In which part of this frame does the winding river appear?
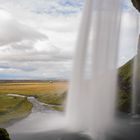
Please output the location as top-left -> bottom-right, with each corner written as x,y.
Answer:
6,94 -> 66,134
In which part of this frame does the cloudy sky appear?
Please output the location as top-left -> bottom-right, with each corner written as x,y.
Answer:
0,0 -> 139,80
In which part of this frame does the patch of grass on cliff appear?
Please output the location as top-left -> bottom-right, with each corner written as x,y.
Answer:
0,95 -> 32,124
118,60 -> 133,112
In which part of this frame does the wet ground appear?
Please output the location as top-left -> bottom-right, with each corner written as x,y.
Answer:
106,113 -> 140,140
10,121 -> 140,140
9,115 -> 140,140
10,130 -> 92,140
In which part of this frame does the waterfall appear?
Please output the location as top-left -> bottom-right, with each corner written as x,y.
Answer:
131,8 -> 140,116
66,0 -> 122,139
132,35 -> 140,116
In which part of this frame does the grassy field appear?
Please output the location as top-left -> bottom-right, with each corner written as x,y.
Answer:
0,81 -> 68,124
0,95 -> 32,124
0,81 -> 68,95
0,81 -> 68,109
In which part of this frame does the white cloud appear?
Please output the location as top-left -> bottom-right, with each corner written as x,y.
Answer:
0,9 -> 47,46
0,3 -> 81,79
0,0 -> 138,79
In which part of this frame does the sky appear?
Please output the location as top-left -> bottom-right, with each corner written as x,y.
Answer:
0,0 -> 139,80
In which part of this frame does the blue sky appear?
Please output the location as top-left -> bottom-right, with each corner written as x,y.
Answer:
0,0 -> 139,79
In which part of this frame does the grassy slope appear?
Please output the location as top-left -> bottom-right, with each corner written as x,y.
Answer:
118,59 -> 133,112
0,95 -> 32,124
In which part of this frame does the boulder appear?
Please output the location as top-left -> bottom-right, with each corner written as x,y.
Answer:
131,0 -> 140,12
0,128 -> 11,140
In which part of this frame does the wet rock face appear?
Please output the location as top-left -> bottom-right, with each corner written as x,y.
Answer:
131,0 -> 140,12
0,128 -> 11,140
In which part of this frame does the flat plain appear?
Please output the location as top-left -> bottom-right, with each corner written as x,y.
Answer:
0,81 -> 68,124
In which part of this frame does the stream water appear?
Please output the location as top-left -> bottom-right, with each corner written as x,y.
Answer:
7,95 -> 66,134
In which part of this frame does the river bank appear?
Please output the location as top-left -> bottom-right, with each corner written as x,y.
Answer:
0,94 -> 32,126
0,81 -> 67,128
7,95 -> 66,134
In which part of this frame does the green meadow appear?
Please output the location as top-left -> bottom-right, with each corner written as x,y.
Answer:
0,95 -> 32,124
0,81 -> 68,124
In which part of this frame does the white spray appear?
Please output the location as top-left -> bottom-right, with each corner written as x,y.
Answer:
66,0 -> 122,139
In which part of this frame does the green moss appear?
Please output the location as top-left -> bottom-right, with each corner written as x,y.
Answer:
0,128 -> 10,140
119,60 -> 133,82
117,59 -> 133,112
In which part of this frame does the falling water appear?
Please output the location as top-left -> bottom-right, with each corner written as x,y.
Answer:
132,35 -> 140,116
66,0 -> 122,139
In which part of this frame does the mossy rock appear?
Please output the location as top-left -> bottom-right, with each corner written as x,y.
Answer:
0,128 -> 11,140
